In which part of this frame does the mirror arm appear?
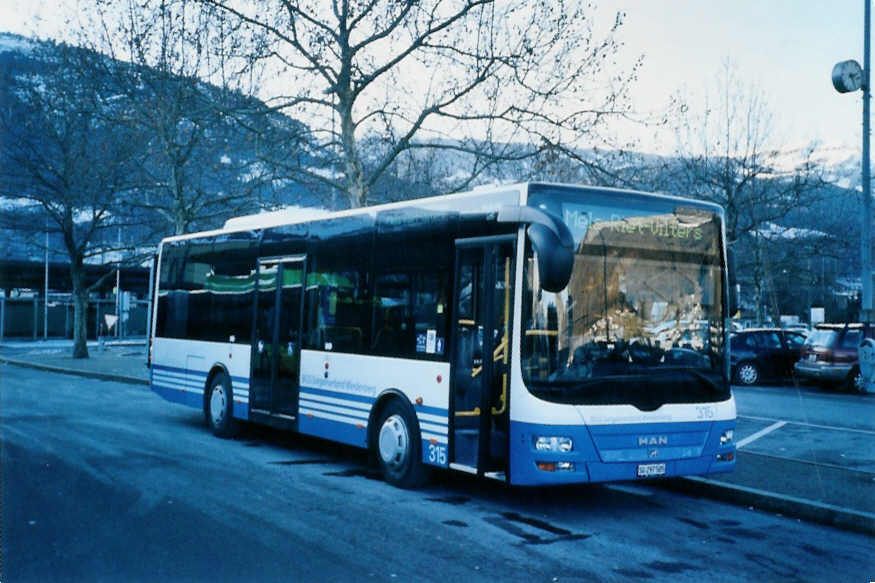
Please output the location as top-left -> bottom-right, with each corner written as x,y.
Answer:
496,205 -> 573,248
496,205 -> 574,293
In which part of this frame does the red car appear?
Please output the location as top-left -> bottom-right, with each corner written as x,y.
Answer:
794,323 -> 874,392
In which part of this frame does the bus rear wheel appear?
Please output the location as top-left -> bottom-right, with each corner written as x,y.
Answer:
205,372 -> 238,438
375,400 -> 428,489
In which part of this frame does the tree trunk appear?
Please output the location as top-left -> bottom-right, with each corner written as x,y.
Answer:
340,100 -> 367,208
70,266 -> 89,359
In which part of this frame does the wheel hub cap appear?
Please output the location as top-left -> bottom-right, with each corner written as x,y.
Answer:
211,385 -> 226,425
378,414 -> 408,468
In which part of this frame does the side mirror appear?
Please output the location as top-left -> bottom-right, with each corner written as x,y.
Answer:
527,221 -> 574,292
497,206 -> 574,293
727,247 -> 738,317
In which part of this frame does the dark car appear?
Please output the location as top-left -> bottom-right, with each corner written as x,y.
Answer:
794,323 -> 873,392
730,328 -> 807,385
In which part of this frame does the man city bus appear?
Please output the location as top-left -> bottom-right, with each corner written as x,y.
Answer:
148,182 -> 736,487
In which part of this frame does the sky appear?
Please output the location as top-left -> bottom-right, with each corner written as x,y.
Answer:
613,0 -> 864,157
0,0 -> 865,159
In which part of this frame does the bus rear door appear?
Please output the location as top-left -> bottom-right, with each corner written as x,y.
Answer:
251,255 -> 306,425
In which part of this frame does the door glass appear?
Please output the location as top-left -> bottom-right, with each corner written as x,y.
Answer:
452,248 -> 484,468
487,244 -> 513,468
762,332 -> 782,349
785,333 -> 804,349
841,330 -> 862,349
252,259 -> 304,416
251,262 -> 278,411
274,261 -> 304,416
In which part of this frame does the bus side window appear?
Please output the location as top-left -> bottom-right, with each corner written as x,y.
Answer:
413,271 -> 449,358
209,234 -> 257,344
156,242 -> 185,338
304,268 -> 370,354
373,273 -> 412,357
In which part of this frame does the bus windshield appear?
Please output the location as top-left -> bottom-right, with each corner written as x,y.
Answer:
522,185 -> 728,408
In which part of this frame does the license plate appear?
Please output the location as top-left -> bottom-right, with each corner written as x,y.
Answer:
809,354 -> 817,362
637,463 -> 666,478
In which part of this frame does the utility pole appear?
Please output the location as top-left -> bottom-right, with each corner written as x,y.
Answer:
115,226 -> 121,338
864,0 -> 872,322
832,0 -> 871,321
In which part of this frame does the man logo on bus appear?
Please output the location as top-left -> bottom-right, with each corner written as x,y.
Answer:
638,435 -> 668,446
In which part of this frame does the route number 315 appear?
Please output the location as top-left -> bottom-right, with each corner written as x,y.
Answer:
427,443 -> 447,466
696,406 -> 715,419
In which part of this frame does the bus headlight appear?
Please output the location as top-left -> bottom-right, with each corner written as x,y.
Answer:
534,436 -> 573,452
719,429 -> 734,446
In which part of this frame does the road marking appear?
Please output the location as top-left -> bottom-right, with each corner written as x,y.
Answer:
739,415 -> 875,436
736,420 -> 786,449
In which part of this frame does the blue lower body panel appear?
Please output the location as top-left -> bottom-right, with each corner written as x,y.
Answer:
152,383 -> 202,410
298,413 -> 368,448
297,385 -> 371,448
150,365 -> 250,420
508,419 -> 736,486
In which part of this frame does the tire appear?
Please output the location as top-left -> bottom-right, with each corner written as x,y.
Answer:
205,372 -> 238,438
734,362 -> 760,386
844,366 -> 865,394
374,400 -> 429,489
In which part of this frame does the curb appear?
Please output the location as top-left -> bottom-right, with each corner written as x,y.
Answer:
0,356 -> 150,386
661,476 -> 875,536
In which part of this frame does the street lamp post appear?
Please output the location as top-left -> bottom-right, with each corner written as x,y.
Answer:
865,0 -> 872,322
832,1 -> 871,322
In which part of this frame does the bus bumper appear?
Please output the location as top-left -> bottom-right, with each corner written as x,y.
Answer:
508,419 -> 736,486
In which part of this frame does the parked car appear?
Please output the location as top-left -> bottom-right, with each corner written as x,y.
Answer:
782,323 -> 811,337
794,323 -> 874,392
730,328 -> 807,385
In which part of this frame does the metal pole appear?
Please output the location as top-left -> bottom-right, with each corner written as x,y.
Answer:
864,0 -> 872,319
116,228 -> 121,338
44,227 -> 49,340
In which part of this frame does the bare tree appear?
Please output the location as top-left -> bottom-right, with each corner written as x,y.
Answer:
672,62 -> 826,245
88,0 -> 290,235
669,62 -> 827,322
200,0 -> 639,208
0,42 -> 143,357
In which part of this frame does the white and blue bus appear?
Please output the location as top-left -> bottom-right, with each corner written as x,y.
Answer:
149,182 -> 736,487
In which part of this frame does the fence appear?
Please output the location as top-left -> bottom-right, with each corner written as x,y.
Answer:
0,296 -> 150,342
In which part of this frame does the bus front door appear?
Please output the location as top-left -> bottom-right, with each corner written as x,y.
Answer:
251,256 -> 305,423
451,237 -> 514,477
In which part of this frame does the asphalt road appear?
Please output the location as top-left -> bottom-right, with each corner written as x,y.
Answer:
732,382 -> 875,431
2,364 -> 873,583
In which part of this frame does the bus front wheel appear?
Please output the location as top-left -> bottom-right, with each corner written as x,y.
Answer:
205,372 -> 238,438
375,400 -> 428,489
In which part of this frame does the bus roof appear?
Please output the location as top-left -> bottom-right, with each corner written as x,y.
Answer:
158,182 -> 724,245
